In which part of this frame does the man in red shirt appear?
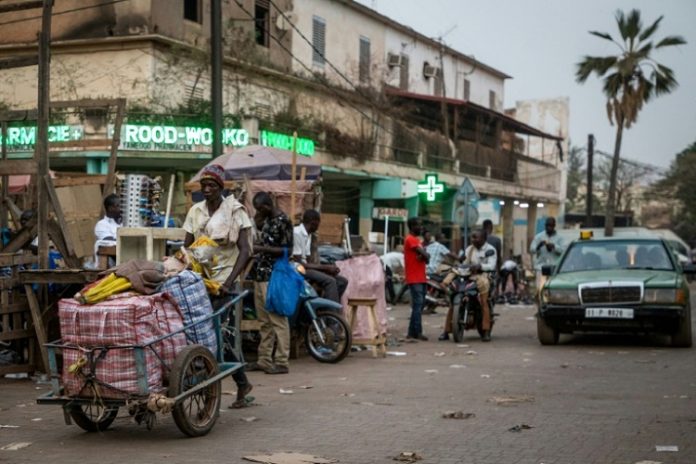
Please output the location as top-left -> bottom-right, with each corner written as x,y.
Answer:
404,217 -> 430,341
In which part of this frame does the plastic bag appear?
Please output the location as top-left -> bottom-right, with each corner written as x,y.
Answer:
265,248 -> 304,317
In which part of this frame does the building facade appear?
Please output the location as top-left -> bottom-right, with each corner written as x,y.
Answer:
0,0 -> 566,257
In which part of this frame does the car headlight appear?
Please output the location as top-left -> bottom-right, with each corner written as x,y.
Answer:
544,289 -> 580,305
644,288 -> 685,304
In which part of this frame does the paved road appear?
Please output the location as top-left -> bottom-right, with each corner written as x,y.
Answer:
1,301 -> 694,464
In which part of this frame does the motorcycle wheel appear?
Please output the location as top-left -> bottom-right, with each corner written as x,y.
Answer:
452,296 -> 465,343
305,311 -> 352,363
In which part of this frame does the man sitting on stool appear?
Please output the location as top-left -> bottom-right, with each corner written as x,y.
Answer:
293,209 -> 348,303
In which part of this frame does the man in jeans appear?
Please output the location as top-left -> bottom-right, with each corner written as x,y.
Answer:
248,192 -> 294,374
404,217 -> 430,341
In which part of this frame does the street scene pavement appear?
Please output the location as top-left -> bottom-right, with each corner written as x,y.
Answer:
1,298 -> 695,464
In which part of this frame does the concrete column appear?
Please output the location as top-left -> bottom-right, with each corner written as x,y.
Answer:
502,200 -> 514,258
405,195 -> 419,219
358,181 -> 374,241
526,202 -> 538,250
442,190 -> 455,224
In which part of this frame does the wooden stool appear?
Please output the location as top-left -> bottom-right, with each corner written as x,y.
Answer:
346,298 -> 386,358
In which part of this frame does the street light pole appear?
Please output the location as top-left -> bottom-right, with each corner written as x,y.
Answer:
211,0 -> 223,159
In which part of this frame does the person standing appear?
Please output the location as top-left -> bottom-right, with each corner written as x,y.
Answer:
482,219 -> 502,271
94,194 -> 122,267
182,164 -> 254,408
292,209 -> 348,302
404,217 -> 430,341
248,191 -> 293,374
530,217 -> 565,294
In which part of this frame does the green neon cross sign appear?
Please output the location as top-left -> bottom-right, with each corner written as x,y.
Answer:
418,173 -> 445,202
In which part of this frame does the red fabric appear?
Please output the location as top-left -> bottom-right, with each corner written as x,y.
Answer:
404,234 -> 426,284
59,292 -> 187,399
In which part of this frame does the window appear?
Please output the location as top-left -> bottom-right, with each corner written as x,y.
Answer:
184,0 -> 201,23
399,54 -> 409,90
463,78 -> 470,100
255,0 -> 270,47
359,36 -> 370,84
312,16 -> 326,66
489,90 -> 497,110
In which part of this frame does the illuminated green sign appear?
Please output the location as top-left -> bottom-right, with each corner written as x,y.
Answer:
418,173 -> 445,202
111,124 -> 249,152
0,125 -> 84,151
260,130 -> 315,157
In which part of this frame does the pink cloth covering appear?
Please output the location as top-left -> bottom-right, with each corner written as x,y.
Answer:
59,292 -> 186,398
336,254 -> 388,339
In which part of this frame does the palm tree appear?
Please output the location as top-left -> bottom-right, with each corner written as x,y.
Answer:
576,9 -> 685,236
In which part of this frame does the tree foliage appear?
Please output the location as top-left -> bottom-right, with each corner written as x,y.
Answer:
652,141 -> 696,245
576,9 -> 685,236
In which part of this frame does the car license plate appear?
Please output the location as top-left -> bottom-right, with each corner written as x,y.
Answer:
585,308 -> 634,319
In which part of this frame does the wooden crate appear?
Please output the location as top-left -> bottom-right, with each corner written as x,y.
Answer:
317,213 -> 346,245
0,252 -> 38,376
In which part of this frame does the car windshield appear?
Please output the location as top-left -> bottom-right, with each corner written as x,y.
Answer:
557,240 -> 674,273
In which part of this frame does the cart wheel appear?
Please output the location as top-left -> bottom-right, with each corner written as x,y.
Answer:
68,403 -> 119,432
169,345 -> 221,437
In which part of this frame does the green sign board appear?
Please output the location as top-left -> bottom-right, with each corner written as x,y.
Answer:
1,122 -> 317,158
111,124 -> 250,152
0,125 -> 84,151
417,173 -> 445,202
260,130 -> 315,157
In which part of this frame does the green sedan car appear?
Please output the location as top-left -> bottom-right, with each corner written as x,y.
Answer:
537,236 -> 694,347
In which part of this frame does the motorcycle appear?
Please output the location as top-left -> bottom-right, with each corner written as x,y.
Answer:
290,265 -> 352,363
450,265 -> 497,343
222,265 -> 352,364
424,266 -> 457,314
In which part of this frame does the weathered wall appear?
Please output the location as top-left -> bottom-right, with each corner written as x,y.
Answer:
291,0 -> 387,88
384,28 -> 506,108
0,46 -> 153,108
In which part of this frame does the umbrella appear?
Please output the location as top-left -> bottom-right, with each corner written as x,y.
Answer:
192,145 -> 321,182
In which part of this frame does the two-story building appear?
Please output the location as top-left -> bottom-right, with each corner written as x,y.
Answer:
0,0 -> 567,256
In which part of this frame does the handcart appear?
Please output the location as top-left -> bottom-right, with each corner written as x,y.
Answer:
36,291 -> 248,437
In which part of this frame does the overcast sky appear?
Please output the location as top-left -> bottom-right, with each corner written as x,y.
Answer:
355,0 -> 696,168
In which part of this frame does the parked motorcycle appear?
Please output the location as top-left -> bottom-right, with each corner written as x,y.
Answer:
450,266 -> 497,343
291,266 -> 352,363
222,266 -> 352,364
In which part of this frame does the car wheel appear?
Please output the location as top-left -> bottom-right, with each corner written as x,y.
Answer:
672,306 -> 693,348
536,314 -> 559,345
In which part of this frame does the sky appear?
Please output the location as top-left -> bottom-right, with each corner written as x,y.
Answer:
355,0 -> 696,168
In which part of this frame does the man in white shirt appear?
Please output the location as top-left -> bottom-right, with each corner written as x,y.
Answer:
440,229 -> 497,342
94,194 -> 122,267
292,209 -> 348,303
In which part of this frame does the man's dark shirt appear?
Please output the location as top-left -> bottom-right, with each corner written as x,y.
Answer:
487,234 -> 502,269
250,212 -> 293,282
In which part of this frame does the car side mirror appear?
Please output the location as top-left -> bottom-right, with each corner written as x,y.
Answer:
541,265 -> 554,276
682,264 -> 696,274
485,249 -> 495,257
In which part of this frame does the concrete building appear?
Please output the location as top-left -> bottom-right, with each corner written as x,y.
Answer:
0,0 -> 566,256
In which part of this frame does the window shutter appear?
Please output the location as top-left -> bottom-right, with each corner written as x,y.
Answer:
312,16 -> 326,65
359,37 -> 370,84
489,90 -> 497,110
463,79 -> 470,100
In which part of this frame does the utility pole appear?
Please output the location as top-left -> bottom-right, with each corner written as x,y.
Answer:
36,0 -> 53,269
210,0 -> 223,160
438,41 -> 449,138
585,133 -> 594,228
